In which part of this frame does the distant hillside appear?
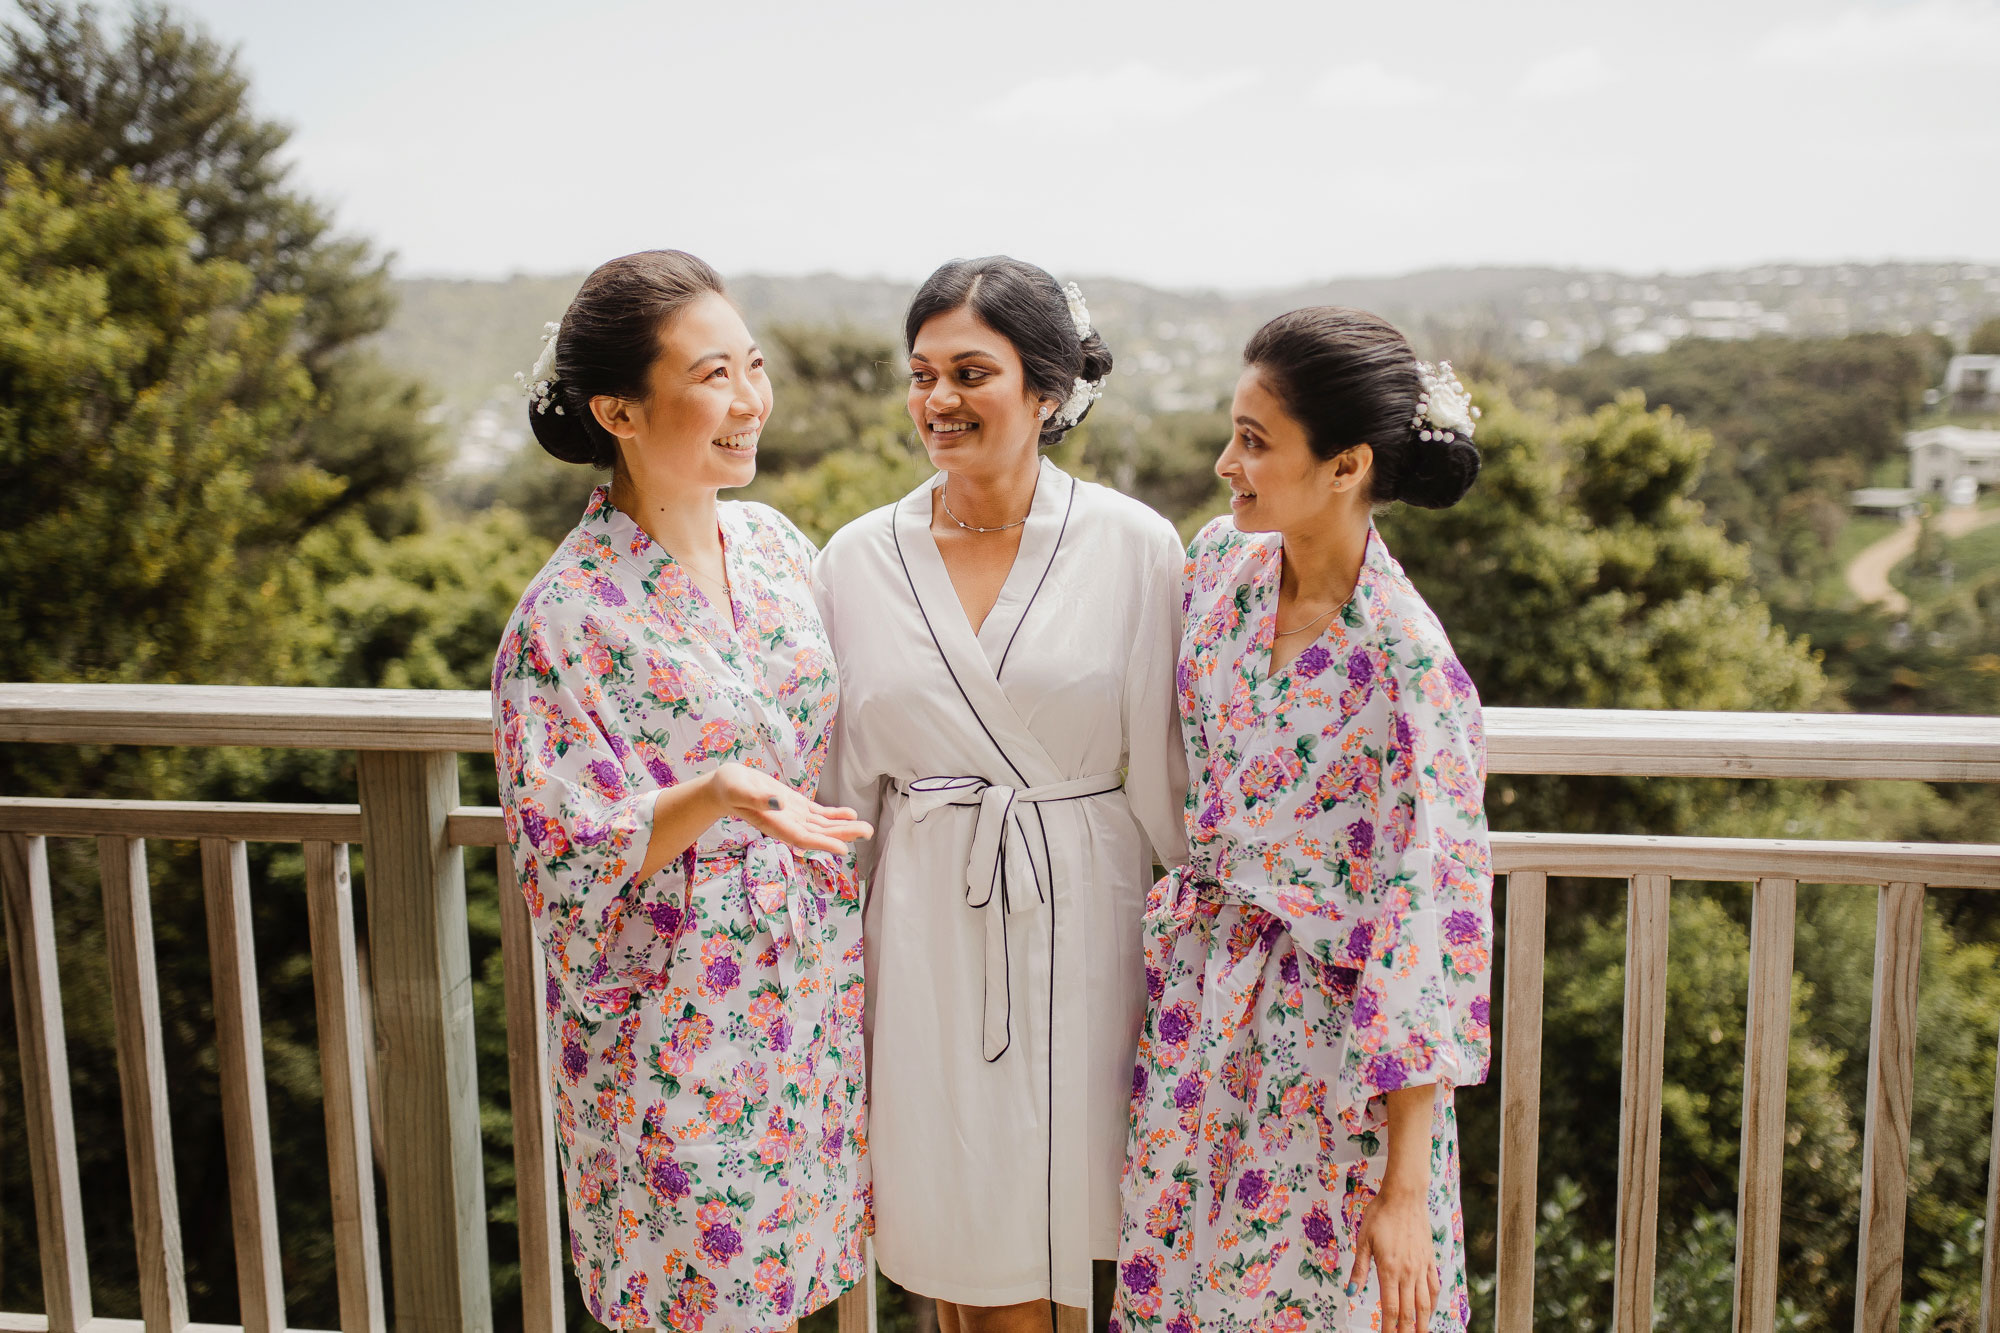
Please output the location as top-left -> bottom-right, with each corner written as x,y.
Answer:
376,261 -> 2000,470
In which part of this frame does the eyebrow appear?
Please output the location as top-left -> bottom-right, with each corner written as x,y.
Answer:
686,344 -> 758,372
1234,414 -> 1266,431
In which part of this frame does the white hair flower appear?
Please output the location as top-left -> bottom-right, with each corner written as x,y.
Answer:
1062,281 -> 1093,341
1054,375 -> 1102,428
514,320 -> 563,415
1411,359 -> 1479,442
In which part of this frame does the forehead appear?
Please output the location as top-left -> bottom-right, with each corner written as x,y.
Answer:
910,304 -> 1016,364
658,291 -> 751,358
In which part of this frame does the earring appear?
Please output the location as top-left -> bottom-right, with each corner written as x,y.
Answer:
1038,405 -> 1051,419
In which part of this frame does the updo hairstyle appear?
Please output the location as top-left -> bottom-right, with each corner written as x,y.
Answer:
903,256 -> 1114,446
528,250 -> 728,469
1242,307 -> 1480,509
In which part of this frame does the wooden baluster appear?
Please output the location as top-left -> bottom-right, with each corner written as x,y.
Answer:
201,837 -> 286,1333
99,836 -> 190,1333
2,832 -> 92,1332
1054,1304 -> 1088,1333
1981,1007 -> 1998,1333
1853,882 -> 1924,1333
356,750 -> 492,1333
1732,878 -> 1796,1333
304,842 -> 386,1333
496,851 -> 565,1333
1496,870 -> 1549,1333
836,1245 -> 876,1333
1613,873 -> 1671,1333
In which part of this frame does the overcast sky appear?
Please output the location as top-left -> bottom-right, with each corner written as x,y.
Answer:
68,0 -> 2000,289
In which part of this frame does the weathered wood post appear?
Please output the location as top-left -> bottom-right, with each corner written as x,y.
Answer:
357,751 -> 493,1333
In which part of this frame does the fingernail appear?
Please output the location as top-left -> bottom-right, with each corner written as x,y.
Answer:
767,797 -> 781,809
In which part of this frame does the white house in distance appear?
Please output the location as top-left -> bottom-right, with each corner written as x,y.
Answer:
1907,425 -> 2000,498
1946,355 -> 2000,414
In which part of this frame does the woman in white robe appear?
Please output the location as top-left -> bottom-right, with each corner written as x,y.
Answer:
813,258 -> 1188,1329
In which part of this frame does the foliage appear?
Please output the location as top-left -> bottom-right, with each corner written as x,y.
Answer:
1,0 -> 443,535
1969,317 -> 2000,357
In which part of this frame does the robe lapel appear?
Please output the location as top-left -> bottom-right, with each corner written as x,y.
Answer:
891,473 -> 1069,790
972,457 -> 1073,678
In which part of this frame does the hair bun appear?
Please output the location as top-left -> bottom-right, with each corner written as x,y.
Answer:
528,386 -> 609,466
1393,434 -> 1481,509
1078,330 -> 1114,386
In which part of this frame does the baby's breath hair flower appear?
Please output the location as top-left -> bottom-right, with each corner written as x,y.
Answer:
1054,375 -> 1102,428
514,320 -> 564,415
1411,359 -> 1479,443
1062,281 -> 1093,342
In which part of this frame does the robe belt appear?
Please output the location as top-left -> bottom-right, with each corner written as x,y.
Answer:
1145,861 -> 1280,1036
698,839 -> 842,993
899,769 -> 1127,1062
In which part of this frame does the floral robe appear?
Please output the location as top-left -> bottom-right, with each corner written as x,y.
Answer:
1112,519 -> 1492,1333
493,486 -> 868,1332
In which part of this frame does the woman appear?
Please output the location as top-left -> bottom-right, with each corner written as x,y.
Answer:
491,250 -> 872,1332
1113,309 -> 1492,1333
813,257 -> 1189,1330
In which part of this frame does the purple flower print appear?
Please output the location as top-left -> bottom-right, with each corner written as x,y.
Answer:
1471,994 -> 1491,1028
603,729 -> 630,759
1347,817 -> 1375,860
1393,712 -> 1415,752
697,1221 -> 742,1265
1132,1065 -> 1149,1102
650,1153 -> 690,1202
1173,1073 -> 1204,1109
1301,1203 -> 1336,1248
561,1035 -> 589,1083
702,956 -> 741,993
822,1124 -> 845,1160
644,754 -> 675,786
590,574 -> 627,607
522,808 -> 550,851
1121,1251 -> 1161,1294
545,972 -> 560,1014
1176,659 -> 1193,695
1346,648 -> 1374,687
769,1017 -> 793,1052
1444,909 -> 1483,945
1354,987 -> 1379,1028
1278,951 -> 1300,985
1158,1006 -> 1194,1046
1345,919 -> 1376,963
1444,657 -> 1474,698
1293,642 -> 1333,679
648,900 -> 683,939
1367,1052 -> 1409,1091
1146,964 -> 1166,1001
773,1279 -> 795,1317
1167,1314 -> 1195,1333
586,758 -> 625,796
1198,794 -> 1228,832
1234,1168 -> 1271,1209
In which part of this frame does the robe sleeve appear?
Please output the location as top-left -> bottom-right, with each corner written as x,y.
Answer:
1331,652 -> 1494,1124
1123,518 -> 1191,871
493,605 -> 665,997
810,545 -> 885,883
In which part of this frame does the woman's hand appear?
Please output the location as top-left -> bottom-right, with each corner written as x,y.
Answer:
1348,1181 -> 1439,1331
708,762 -> 873,856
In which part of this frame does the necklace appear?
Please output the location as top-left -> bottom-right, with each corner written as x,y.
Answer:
1274,605 -> 1339,638
940,479 -> 1030,533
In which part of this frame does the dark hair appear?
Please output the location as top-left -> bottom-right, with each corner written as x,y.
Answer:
1242,307 -> 1480,509
903,256 -> 1114,446
528,250 -> 728,468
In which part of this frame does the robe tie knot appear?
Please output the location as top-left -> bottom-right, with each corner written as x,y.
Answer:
709,838 -> 843,993
899,769 -> 1126,1061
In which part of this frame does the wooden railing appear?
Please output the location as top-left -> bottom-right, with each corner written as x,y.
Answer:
2,685 -> 1999,1333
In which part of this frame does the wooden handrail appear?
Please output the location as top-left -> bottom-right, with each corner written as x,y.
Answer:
6,683 -> 2000,779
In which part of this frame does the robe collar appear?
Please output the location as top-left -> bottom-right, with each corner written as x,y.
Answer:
1246,522 -> 1396,687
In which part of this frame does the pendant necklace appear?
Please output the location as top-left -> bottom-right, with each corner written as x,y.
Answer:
940,479 -> 1030,533
1274,604 -> 1339,638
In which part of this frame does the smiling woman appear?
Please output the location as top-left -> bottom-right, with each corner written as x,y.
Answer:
492,249 -> 874,1333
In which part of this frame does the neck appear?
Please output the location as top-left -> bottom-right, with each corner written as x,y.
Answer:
1279,503 -> 1371,606
940,450 -> 1042,529
609,463 -> 722,562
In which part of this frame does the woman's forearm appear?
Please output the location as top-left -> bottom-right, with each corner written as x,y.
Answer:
633,773 -> 726,883
1381,1083 -> 1439,1197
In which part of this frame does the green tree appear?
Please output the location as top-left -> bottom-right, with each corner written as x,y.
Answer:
1968,317 -> 2000,356
1,0 -> 444,535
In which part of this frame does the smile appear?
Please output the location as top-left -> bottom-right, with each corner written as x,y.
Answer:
714,430 -> 759,451
930,421 -> 977,437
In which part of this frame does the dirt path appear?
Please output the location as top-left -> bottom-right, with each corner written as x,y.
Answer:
1845,506 -> 2000,615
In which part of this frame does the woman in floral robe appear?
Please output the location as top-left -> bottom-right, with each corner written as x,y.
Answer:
493,252 -> 870,1332
1114,309 -> 1492,1333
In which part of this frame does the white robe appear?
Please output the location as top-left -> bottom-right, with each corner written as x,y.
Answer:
812,459 -> 1190,1307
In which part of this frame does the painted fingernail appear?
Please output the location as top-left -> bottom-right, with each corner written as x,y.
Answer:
766,797 -> 782,810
